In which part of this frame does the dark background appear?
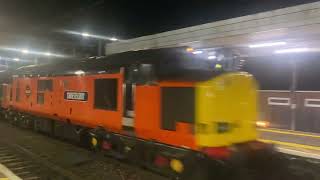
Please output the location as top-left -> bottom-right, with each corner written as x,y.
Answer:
0,0 -> 318,38
244,54 -> 320,91
1,0 -> 320,90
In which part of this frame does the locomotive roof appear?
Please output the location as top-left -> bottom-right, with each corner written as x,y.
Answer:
13,47 -> 233,81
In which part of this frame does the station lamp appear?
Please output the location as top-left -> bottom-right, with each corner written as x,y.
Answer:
192,50 -> 203,54
208,55 -> 217,60
81,32 -> 90,37
249,41 -> 286,48
22,49 -> 29,54
275,48 -> 311,54
186,47 -> 194,52
75,70 -> 85,75
45,52 -> 52,56
110,37 -> 118,41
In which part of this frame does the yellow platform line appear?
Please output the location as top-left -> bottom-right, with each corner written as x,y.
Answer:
0,164 -> 21,180
259,139 -> 320,151
259,128 -> 320,138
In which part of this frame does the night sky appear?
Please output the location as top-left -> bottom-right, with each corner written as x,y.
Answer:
1,0 -> 320,89
0,0 -> 318,39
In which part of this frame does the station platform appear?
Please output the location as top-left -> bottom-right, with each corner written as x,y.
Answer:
258,128 -> 320,159
0,164 -> 21,180
0,172 -> 7,180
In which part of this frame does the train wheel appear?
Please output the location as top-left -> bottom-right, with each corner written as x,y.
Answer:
33,119 -> 41,132
107,134 -> 126,159
25,118 -> 34,129
126,142 -> 144,165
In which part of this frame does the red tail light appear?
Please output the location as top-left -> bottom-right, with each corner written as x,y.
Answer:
202,147 -> 231,160
154,155 -> 169,167
102,141 -> 112,150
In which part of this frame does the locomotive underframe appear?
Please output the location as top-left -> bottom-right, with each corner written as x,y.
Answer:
1,107 -> 290,180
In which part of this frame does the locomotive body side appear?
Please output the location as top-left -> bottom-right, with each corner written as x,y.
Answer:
7,73 -> 124,132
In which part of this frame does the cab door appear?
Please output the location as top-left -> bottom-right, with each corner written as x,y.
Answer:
122,82 -> 135,130
122,64 -> 155,132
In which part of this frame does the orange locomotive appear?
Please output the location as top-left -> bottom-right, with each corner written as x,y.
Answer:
0,47 -> 285,179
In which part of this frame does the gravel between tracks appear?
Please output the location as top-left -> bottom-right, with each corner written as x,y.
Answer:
0,120 -> 169,180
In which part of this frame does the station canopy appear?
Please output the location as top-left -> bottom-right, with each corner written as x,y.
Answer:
106,1 -> 320,58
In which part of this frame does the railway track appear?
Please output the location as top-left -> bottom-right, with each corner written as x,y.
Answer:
0,140 -> 83,180
285,154 -> 320,179
0,120 -> 168,180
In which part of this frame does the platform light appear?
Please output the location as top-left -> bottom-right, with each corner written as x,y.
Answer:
45,52 -> 51,56
186,47 -> 194,52
74,70 -> 85,75
81,32 -> 90,37
1,47 -> 65,57
98,70 -> 106,74
64,30 -> 120,41
274,48 -> 313,54
110,37 -> 118,41
192,50 -> 203,54
208,55 -> 217,60
22,49 -> 29,54
249,42 -> 286,48
13,58 -> 20,61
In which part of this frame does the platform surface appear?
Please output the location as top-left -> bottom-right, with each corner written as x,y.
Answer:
259,128 -> 320,159
0,172 -> 8,180
0,163 -> 21,180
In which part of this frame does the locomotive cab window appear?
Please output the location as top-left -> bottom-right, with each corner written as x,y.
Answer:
37,80 -> 52,105
94,79 -> 118,111
38,80 -> 53,92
